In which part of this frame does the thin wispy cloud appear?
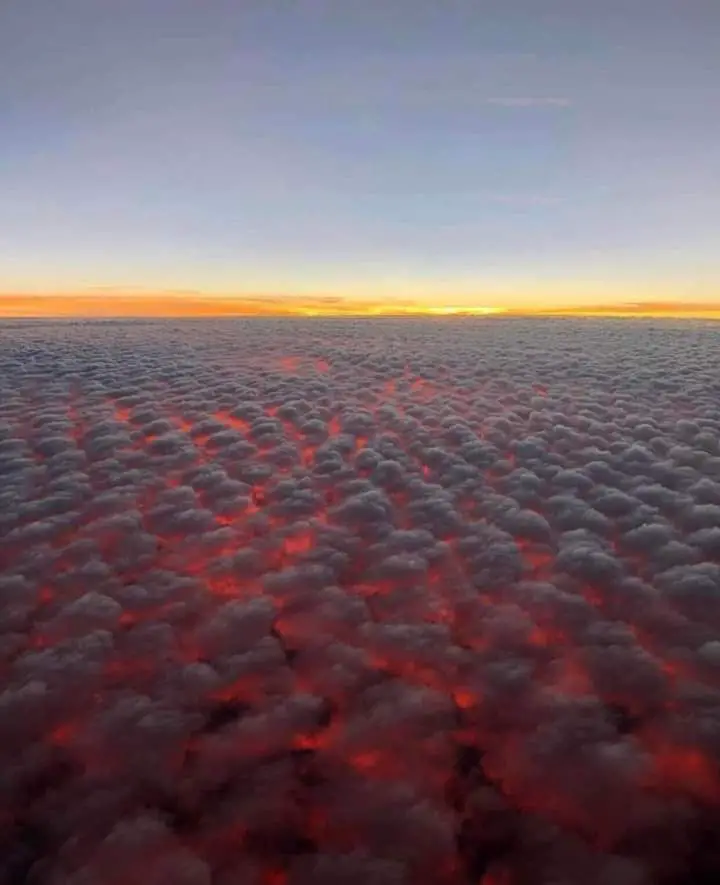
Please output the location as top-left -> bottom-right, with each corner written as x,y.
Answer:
489,193 -> 566,206
486,96 -> 572,107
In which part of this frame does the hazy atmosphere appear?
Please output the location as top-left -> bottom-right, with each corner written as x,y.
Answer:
1,0 -> 719,314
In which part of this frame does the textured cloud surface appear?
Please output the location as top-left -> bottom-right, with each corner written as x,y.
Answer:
1,317 -> 720,885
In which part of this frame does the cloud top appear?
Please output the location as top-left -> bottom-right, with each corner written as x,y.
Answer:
1,316 -> 720,884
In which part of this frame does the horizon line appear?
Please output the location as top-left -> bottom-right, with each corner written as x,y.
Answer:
2,292 -> 720,320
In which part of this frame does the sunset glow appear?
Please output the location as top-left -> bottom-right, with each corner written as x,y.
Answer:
3,3 -> 719,318
2,292 -> 719,320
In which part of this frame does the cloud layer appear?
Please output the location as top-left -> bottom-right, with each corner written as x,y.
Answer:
1,317 -> 720,884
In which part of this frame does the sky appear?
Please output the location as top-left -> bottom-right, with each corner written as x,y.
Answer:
1,0 -> 719,314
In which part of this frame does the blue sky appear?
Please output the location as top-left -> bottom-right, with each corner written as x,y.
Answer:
1,0 -> 719,308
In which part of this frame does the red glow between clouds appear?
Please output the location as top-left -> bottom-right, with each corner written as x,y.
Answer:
2,318 -> 720,885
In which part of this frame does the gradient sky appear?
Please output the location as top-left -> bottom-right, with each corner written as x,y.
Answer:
1,0 -> 719,309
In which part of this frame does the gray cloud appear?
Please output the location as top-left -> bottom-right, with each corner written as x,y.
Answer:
1,317 -> 720,884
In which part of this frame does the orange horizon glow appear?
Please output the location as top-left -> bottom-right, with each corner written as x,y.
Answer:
1,292 -> 720,320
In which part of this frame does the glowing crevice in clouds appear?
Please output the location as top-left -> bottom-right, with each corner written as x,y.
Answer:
2,317 -> 720,883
